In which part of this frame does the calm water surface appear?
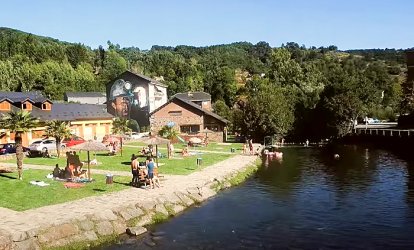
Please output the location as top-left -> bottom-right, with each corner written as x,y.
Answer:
103,146 -> 414,249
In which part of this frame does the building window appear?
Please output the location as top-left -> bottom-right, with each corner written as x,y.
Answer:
22,103 -> 27,110
169,111 -> 182,116
193,101 -> 202,107
42,103 -> 50,110
0,101 -> 10,111
180,125 -> 200,134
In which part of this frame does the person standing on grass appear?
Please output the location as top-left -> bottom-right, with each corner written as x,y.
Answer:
131,154 -> 139,187
147,158 -> 156,189
248,139 -> 254,155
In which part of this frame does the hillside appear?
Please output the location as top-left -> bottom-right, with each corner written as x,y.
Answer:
0,27 -> 410,140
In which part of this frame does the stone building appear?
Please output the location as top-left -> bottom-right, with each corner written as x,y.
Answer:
0,91 -> 113,146
149,92 -> 228,142
64,92 -> 106,104
106,71 -> 167,128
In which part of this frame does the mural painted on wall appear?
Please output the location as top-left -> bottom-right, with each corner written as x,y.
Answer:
108,79 -> 149,125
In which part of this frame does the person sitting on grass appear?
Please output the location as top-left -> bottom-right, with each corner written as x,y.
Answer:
182,145 -> 189,157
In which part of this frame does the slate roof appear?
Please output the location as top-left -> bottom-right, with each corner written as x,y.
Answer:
30,104 -> 113,121
173,92 -> 211,102
108,71 -> 167,88
65,92 -> 106,98
0,91 -> 43,100
150,96 -> 228,124
0,91 -> 52,103
0,92 -> 113,121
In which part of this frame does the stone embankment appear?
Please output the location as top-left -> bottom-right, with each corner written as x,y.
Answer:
0,154 -> 259,250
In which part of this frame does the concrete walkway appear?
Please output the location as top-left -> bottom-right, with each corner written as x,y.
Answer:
0,154 -> 258,241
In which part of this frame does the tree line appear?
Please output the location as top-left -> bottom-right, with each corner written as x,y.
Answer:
0,27 -> 410,141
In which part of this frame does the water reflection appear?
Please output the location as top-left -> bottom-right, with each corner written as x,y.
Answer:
103,146 -> 414,250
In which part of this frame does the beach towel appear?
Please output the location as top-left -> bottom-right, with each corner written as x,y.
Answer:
64,182 -> 85,188
30,181 -> 50,187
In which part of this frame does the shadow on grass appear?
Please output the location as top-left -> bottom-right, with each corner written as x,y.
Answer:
185,167 -> 196,171
0,173 -> 17,179
113,180 -> 133,187
92,188 -> 106,192
121,161 -> 131,165
96,153 -> 110,156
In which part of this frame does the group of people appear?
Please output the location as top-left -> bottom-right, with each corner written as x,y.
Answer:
242,139 -> 254,155
140,145 -> 153,156
51,151 -> 88,179
107,142 -> 119,155
130,154 -> 160,189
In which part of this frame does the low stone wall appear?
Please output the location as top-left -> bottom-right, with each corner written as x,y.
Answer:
0,154 -> 15,161
0,158 -> 259,250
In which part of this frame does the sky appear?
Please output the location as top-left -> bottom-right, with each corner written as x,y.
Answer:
0,0 -> 412,50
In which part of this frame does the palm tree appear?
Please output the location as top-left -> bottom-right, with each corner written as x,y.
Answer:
112,117 -> 131,135
44,120 -> 71,158
1,110 -> 39,180
158,125 -> 179,140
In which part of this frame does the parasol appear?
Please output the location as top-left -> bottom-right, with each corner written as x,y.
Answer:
139,136 -> 170,167
189,137 -> 202,144
69,140 -> 109,180
103,136 -> 120,144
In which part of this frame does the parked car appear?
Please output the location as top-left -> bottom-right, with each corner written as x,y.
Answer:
28,139 -> 66,154
0,143 -> 30,155
129,132 -> 150,140
365,117 -> 380,124
62,135 -> 85,147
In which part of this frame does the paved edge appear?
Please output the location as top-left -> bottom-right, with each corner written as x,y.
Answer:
0,154 -> 260,250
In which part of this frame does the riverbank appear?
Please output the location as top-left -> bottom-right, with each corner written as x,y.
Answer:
0,154 -> 259,250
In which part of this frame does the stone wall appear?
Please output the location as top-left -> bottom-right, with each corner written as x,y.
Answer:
0,158 -> 259,249
150,101 -> 203,133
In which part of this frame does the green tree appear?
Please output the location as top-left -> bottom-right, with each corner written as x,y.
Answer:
158,125 -> 179,140
0,110 -> 39,180
44,120 -> 71,158
242,84 -> 294,140
112,117 -> 131,135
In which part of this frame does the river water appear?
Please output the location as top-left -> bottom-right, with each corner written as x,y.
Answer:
103,146 -> 414,249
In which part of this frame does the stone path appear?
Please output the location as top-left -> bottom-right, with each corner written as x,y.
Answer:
0,162 -> 141,177
0,154 -> 258,244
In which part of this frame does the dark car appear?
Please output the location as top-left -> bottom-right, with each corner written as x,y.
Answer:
0,143 -> 30,155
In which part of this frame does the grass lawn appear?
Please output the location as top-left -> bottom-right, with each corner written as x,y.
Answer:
0,169 -> 131,211
125,141 -> 244,153
1,142 -> 242,175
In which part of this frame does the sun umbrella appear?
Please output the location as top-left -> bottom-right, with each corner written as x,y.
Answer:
69,140 -> 109,180
139,136 -> 170,167
189,137 -> 202,144
103,136 -> 120,144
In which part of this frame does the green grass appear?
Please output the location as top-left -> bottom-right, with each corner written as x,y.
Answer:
1,142 -> 242,175
0,169 -> 131,211
125,141 -> 244,153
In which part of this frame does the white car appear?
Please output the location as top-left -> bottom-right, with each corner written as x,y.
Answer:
29,139 -> 66,153
130,132 -> 149,140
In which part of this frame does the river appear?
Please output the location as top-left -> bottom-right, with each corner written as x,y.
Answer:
102,145 -> 414,249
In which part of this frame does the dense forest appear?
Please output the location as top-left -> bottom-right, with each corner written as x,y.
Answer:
0,27 -> 411,141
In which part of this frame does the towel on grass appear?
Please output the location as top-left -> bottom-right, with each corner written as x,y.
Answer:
64,182 -> 85,188
30,181 -> 50,187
